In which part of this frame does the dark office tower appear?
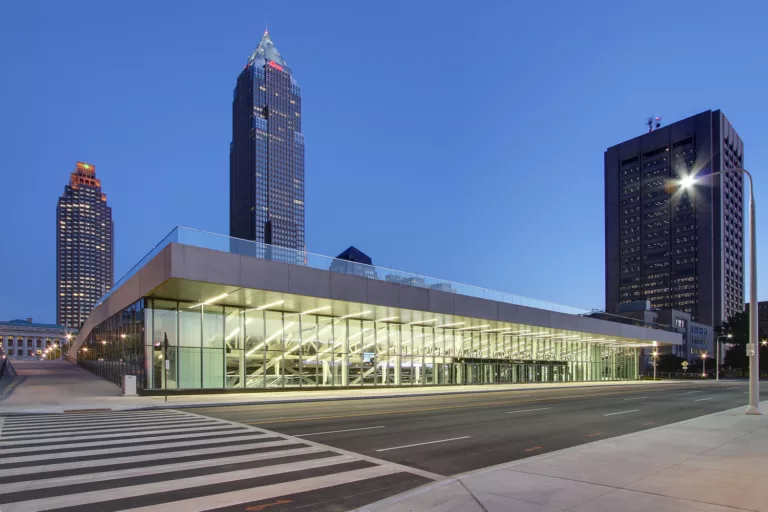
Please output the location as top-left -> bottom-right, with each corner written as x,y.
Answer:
230,30 -> 305,259
56,162 -> 114,329
605,110 -> 744,328
330,246 -> 377,279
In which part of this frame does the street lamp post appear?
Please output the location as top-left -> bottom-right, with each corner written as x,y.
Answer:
64,333 -> 72,361
716,334 -> 733,381
652,350 -> 659,380
681,169 -> 759,415
702,352 -> 707,378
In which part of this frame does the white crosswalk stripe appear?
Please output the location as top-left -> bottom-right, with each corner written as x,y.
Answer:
0,409 -> 438,512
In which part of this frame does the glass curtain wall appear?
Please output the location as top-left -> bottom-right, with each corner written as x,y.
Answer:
77,299 -> 146,388
80,298 -> 640,391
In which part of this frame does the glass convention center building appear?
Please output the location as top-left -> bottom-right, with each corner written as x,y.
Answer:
70,228 -> 681,392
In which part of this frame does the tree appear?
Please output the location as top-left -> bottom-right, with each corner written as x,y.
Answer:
657,353 -> 687,372
717,310 -> 768,374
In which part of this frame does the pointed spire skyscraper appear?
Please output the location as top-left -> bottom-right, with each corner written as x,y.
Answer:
247,30 -> 291,72
230,30 -> 304,258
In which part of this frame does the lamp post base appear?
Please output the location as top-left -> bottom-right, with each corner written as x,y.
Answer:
746,405 -> 762,415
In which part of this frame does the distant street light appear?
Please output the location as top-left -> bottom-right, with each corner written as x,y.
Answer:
63,333 -> 73,361
681,169 -> 759,414
716,334 -> 733,381
701,352 -> 708,378
652,351 -> 659,380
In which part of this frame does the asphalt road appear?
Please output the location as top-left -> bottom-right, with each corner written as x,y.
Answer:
193,381 -> 766,476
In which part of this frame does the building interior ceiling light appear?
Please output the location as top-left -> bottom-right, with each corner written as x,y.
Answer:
457,325 -> 491,331
300,306 -> 332,315
340,310 -> 372,319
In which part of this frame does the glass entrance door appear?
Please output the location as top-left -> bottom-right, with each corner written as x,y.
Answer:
483,364 -> 495,384
499,364 -> 511,383
515,364 -> 526,383
468,364 -> 481,384
454,363 -> 466,384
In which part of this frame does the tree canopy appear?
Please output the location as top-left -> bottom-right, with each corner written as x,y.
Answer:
717,310 -> 767,372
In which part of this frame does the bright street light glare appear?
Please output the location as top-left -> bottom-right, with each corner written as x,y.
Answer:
680,175 -> 697,189
680,175 -> 697,188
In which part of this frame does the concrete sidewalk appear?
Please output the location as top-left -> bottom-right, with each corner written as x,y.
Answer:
0,359 -> 693,415
358,401 -> 768,512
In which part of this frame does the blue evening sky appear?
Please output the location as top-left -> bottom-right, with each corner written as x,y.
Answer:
1,0 -> 767,324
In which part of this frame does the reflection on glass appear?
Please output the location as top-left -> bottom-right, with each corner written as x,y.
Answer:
79,298 -> 642,391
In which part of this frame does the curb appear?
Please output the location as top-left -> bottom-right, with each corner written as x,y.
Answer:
0,380 -> 699,416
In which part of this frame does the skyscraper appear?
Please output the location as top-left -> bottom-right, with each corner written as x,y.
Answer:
605,110 -> 744,328
57,162 -> 114,329
230,30 -> 305,256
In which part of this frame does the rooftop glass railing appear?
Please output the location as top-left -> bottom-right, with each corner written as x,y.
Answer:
99,226 -> 593,317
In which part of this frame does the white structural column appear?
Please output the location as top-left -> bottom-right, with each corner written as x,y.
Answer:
341,323 -> 349,386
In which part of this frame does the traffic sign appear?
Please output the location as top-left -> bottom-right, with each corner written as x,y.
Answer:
746,343 -> 756,357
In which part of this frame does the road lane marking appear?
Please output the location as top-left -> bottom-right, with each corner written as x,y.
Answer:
247,500 -> 293,511
604,409 -> 640,417
586,432 -> 602,437
506,408 -> 551,414
375,436 -> 470,452
244,388 -> 690,425
294,426 -> 386,437
694,398 -> 713,401
685,391 -> 702,394
623,397 -> 647,401
523,445 -> 543,452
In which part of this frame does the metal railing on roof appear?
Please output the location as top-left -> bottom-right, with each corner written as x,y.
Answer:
584,309 -> 680,334
97,227 -> 592,318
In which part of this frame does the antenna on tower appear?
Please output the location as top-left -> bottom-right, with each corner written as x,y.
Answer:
645,115 -> 663,132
